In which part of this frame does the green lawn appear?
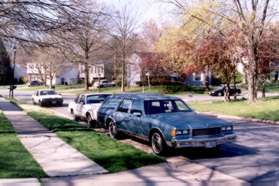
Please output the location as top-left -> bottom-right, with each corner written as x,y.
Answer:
0,113 -> 46,178
266,83 -> 279,93
189,97 -> 279,121
13,83 -> 207,96
29,112 -> 164,173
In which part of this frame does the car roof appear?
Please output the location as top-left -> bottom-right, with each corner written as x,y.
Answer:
37,89 -> 55,92
80,93 -> 112,97
111,93 -> 179,101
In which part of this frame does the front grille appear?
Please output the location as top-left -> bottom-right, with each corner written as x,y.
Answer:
192,127 -> 221,136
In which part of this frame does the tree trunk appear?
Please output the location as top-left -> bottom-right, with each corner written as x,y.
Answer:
121,44 -> 126,92
262,85 -> 266,98
224,84 -> 231,102
84,62 -> 90,90
84,50 -> 90,91
246,41 -> 258,103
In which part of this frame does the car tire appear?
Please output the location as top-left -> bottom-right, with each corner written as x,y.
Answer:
74,115 -> 80,122
218,92 -> 223,96
87,114 -> 96,128
108,121 -> 121,139
70,109 -> 74,115
151,132 -> 167,155
39,100 -> 44,107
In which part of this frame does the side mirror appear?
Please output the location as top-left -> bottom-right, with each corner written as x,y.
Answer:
132,111 -> 142,117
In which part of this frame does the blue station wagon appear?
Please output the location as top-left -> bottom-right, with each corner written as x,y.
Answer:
97,93 -> 236,155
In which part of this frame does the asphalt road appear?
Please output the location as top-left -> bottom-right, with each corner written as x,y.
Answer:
1,89 -> 279,184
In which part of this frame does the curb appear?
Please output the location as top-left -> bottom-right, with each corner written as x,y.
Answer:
197,111 -> 279,125
0,178 -> 40,186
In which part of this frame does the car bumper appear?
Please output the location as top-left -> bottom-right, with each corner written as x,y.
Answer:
41,99 -> 63,105
167,134 -> 237,148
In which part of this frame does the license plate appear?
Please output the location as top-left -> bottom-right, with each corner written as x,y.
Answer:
52,101 -> 57,104
205,142 -> 216,148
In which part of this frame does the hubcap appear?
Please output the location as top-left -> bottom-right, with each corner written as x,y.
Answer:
87,115 -> 92,124
152,133 -> 162,154
109,122 -> 117,138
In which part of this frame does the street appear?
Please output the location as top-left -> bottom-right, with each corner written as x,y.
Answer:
1,89 -> 279,185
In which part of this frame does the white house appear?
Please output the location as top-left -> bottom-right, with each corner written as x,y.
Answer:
79,61 -> 113,84
27,63 -> 79,85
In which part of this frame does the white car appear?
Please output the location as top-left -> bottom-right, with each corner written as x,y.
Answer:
68,93 -> 111,127
32,89 -> 63,107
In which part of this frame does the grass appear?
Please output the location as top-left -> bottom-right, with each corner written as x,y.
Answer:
29,112 -> 164,173
266,83 -> 279,93
0,113 -> 46,178
189,96 -> 279,121
11,83 -> 207,96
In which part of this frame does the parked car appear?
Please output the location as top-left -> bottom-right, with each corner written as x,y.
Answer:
97,93 -> 236,155
209,86 -> 241,96
68,93 -> 111,127
32,89 -> 63,107
93,80 -> 116,88
27,80 -> 43,87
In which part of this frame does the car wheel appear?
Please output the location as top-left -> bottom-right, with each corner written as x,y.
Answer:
151,132 -> 167,155
87,114 -> 96,128
70,109 -> 74,115
74,115 -> 80,122
108,121 -> 120,139
39,100 -> 44,107
218,92 -> 223,96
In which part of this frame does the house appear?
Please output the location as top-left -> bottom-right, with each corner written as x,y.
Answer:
79,61 -> 113,84
27,63 -> 79,85
127,52 -> 212,86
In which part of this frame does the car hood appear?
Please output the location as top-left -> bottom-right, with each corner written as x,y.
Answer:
40,95 -> 63,99
149,112 -> 231,129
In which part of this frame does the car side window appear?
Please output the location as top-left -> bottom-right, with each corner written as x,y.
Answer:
118,99 -> 132,113
79,96 -> 85,104
102,98 -> 122,109
131,99 -> 143,114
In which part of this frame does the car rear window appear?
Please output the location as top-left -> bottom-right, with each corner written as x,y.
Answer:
144,100 -> 192,114
102,98 -> 122,109
87,95 -> 110,104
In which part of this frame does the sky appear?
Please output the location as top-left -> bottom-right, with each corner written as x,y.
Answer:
100,0 -> 175,27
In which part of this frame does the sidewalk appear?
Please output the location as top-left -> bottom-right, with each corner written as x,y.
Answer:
0,98 -> 107,177
42,158 -> 249,186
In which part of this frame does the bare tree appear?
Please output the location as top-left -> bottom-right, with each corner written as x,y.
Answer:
0,0 -> 81,45
109,3 -> 138,92
32,47 -> 65,88
58,0 -> 109,90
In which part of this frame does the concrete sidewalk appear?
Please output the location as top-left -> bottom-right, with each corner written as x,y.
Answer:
42,159 -> 249,186
0,98 -> 107,177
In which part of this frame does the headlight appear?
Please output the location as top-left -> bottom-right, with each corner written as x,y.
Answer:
222,126 -> 233,132
175,129 -> 189,135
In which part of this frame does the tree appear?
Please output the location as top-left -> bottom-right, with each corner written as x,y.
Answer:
109,4 -> 138,92
0,0 -> 80,45
58,0 -> 108,90
163,0 -> 277,103
141,20 -> 162,51
32,47 -> 65,88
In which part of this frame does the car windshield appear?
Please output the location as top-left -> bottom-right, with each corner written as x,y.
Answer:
86,95 -> 110,104
144,100 -> 192,114
40,90 -> 57,95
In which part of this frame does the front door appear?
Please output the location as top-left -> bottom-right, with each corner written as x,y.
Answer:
115,99 -> 135,133
76,95 -> 85,116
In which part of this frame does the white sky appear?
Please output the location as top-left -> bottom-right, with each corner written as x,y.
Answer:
100,0 -> 175,27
